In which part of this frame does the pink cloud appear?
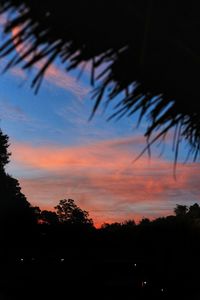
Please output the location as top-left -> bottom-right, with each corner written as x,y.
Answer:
11,137 -> 140,171
42,64 -> 89,99
8,137 -> 200,227
10,26 -> 89,99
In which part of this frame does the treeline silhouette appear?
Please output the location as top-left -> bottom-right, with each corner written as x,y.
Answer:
1,129 -> 200,299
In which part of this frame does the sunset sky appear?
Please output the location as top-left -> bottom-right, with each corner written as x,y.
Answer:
0,18 -> 199,227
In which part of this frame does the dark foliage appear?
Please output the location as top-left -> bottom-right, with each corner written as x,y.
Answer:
0,129 -> 39,243
0,173 -> 37,227
2,203 -> 200,299
39,209 -> 59,226
54,198 -> 94,227
174,204 -> 188,216
0,1 -> 200,162
0,129 -> 10,170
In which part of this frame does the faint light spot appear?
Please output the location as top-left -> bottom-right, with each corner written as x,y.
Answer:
142,281 -> 147,287
134,263 -> 137,267
20,258 -> 24,262
60,258 -> 65,262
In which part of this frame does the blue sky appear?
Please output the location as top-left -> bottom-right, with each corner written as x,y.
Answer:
0,18 -> 199,226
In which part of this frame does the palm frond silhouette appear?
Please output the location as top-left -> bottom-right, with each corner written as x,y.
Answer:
0,1 -> 200,162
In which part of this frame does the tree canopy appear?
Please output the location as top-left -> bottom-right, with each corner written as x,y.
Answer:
0,129 -> 38,240
0,130 -> 10,172
54,198 -> 93,226
0,1 -> 200,162
174,204 -> 188,217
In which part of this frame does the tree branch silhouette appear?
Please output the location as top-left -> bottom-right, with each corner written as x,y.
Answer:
0,1 -> 199,161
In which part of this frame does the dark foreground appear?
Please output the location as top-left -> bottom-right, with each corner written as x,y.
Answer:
1,247 -> 200,300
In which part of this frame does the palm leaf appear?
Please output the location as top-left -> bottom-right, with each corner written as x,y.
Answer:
0,0 -> 199,162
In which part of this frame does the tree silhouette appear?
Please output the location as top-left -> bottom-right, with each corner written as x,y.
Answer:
122,220 -> 136,228
0,129 -> 38,242
40,209 -> 59,226
139,218 -> 151,226
174,204 -> 188,217
187,203 -> 200,219
54,198 -> 93,226
0,130 -> 10,171
0,1 -> 200,161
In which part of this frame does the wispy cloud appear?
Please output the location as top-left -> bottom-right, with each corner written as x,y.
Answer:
0,100 -> 30,122
9,66 -> 26,79
42,64 -> 89,99
8,137 -> 200,226
8,26 -> 89,99
6,60 -> 89,100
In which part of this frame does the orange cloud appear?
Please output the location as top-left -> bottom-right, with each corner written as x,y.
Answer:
8,137 -> 200,227
11,137 -> 140,171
